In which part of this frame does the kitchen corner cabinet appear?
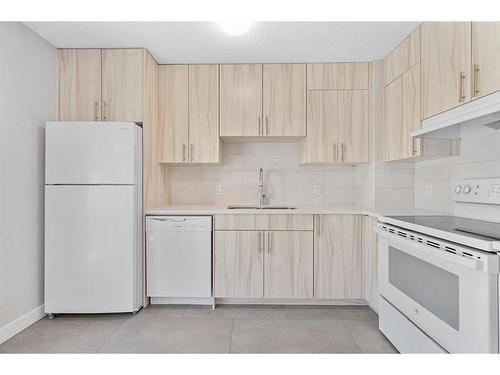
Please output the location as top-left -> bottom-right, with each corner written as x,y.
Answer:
420,22 -> 472,119
158,64 -> 220,164
471,22 -> 500,100
59,48 -> 145,122
306,62 -> 369,90
314,215 -> 362,299
59,49 -> 102,121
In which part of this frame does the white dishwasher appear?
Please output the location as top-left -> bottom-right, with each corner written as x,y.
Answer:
146,216 -> 212,304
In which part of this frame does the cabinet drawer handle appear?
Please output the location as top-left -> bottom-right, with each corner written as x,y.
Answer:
94,100 -> 99,121
459,72 -> 466,103
473,64 -> 480,97
341,142 -> 345,162
182,144 -> 187,162
258,231 -> 263,254
190,144 -> 194,162
265,116 -> 269,136
316,215 -> 320,236
333,143 -> 337,162
258,116 -> 262,136
103,100 -> 107,121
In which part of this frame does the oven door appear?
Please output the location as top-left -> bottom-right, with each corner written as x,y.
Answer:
377,229 -> 499,353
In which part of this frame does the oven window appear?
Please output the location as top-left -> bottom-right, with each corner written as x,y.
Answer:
389,246 -> 459,330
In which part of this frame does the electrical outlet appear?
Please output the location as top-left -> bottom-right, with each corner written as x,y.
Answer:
313,185 -> 322,196
215,184 -> 222,196
425,185 -> 433,198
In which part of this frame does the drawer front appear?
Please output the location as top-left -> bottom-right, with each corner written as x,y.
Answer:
214,214 -> 313,231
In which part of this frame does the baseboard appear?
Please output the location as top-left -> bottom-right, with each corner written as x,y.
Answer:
216,298 -> 368,306
0,304 -> 46,344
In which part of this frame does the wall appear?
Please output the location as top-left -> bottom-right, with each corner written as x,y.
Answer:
414,125 -> 500,220
0,22 -> 58,342
168,142 -> 357,206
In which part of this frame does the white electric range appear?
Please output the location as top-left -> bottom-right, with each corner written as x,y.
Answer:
377,178 -> 500,354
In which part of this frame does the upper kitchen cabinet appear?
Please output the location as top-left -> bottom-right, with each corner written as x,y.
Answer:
263,64 -> 307,137
337,90 -> 369,163
471,22 -> 500,100
101,49 -> 143,122
420,22 -> 471,119
220,64 -> 263,137
158,64 -> 220,164
59,49 -> 102,121
384,28 -> 420,85
306,63 -> 338,90
337,63 -> 369,90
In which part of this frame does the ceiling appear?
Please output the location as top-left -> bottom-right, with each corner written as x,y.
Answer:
24,22 -> 421,64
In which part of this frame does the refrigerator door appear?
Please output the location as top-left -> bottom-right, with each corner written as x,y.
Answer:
45,185 -> 141,313
45,122 -> 139,185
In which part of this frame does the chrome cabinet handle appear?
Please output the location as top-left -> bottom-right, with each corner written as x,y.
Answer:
258,231 -> 263,254
341,142 -> 345,162
103,100 -> 107,121
182,144 -> 187,162
459,72 -> 466,103
316,215 -> 320,236
267,232 -> 272,253
94,100 -> 99,121
190,144 -> 194,162
333,143 -> 337,162
265,116 -> 269,136
258,116 -> 262,136
473,64 -> 480,97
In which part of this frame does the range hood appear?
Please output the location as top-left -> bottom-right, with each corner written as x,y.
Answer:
412,90 -> 500,139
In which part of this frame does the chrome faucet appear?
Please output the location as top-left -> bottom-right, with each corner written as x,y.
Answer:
258,168 -> 266,207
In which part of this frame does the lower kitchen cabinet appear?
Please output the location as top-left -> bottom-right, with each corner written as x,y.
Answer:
314,215 -> 362,299
214,231 -> 263,298
264,231 -> 313,299
214,229 -> 313,299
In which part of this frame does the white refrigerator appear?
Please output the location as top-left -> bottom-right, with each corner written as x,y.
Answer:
44,122 -> 143,315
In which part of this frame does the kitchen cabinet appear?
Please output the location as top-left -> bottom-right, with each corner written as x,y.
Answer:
338,90 -> 369,163
264,231 -> 313,299
314,215 -> 362,299
158,64 -> 220,164
214,214 -> 313,231
420,22 -> 471,119
384,28 -> 420,85
337,63 -> 369,90
214,231 -> 263,298
59,49 -> 102,121
471,22 -> 500,100
220,64 -> 263,137
306,63 -> 338,90
101,49 -> 143,122
263,64 -> 306,137
301,91 -> 338,163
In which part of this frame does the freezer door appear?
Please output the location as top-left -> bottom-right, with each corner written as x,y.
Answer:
45,122 -> 139,185
45,185 -> 140,313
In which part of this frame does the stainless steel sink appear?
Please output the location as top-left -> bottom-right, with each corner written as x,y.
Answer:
227,205 -> 296,210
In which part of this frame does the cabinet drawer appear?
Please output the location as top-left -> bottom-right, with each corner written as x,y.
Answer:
214,214 -> 313,231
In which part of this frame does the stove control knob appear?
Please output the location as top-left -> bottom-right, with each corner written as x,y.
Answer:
454,185 -> 462,193
463,185 -> 472,194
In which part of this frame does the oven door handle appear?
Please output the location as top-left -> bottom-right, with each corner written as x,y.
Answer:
376,228 -> 482,271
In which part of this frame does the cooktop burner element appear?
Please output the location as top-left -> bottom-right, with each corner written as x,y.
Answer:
386,215 -> 500,241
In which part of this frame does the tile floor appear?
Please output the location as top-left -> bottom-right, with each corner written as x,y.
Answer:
0,305 -> 397,353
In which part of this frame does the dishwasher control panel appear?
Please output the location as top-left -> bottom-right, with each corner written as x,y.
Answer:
453,178 -> 500,205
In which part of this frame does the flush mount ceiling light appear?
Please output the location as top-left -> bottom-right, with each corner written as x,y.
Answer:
219,21 -> 253,36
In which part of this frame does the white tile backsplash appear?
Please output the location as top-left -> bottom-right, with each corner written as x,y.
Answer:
168,142 -> 356,206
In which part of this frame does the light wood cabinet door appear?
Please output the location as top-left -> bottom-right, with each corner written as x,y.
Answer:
158,65 -> 189,163
338,90 -> 369,163
214,231 -> 263,298
263,64 -> 306,137
314,215 -> 362,299
220,64 -> 262,137
385,28 -> 420,85
188,65 -> 220,163
338,63 -> 369,90
402,64 -> 421,158
59,49 -> 102,121
306,63 -> 338,90
384,76 -> 404,161
421,22 -> 471,119
101,49 -> 143,122
301,91 -> 338,163
264,231 -> 313,299
472,22 -> 500,100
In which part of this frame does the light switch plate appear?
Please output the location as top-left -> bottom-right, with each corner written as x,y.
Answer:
314,185 -> 322,196
215,184 -> 222,196
425,185 -> 433,198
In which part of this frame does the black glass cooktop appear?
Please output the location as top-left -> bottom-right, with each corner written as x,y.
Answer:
387,215 -> 500,242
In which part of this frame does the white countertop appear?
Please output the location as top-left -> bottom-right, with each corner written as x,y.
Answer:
145,204 -> 443,218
